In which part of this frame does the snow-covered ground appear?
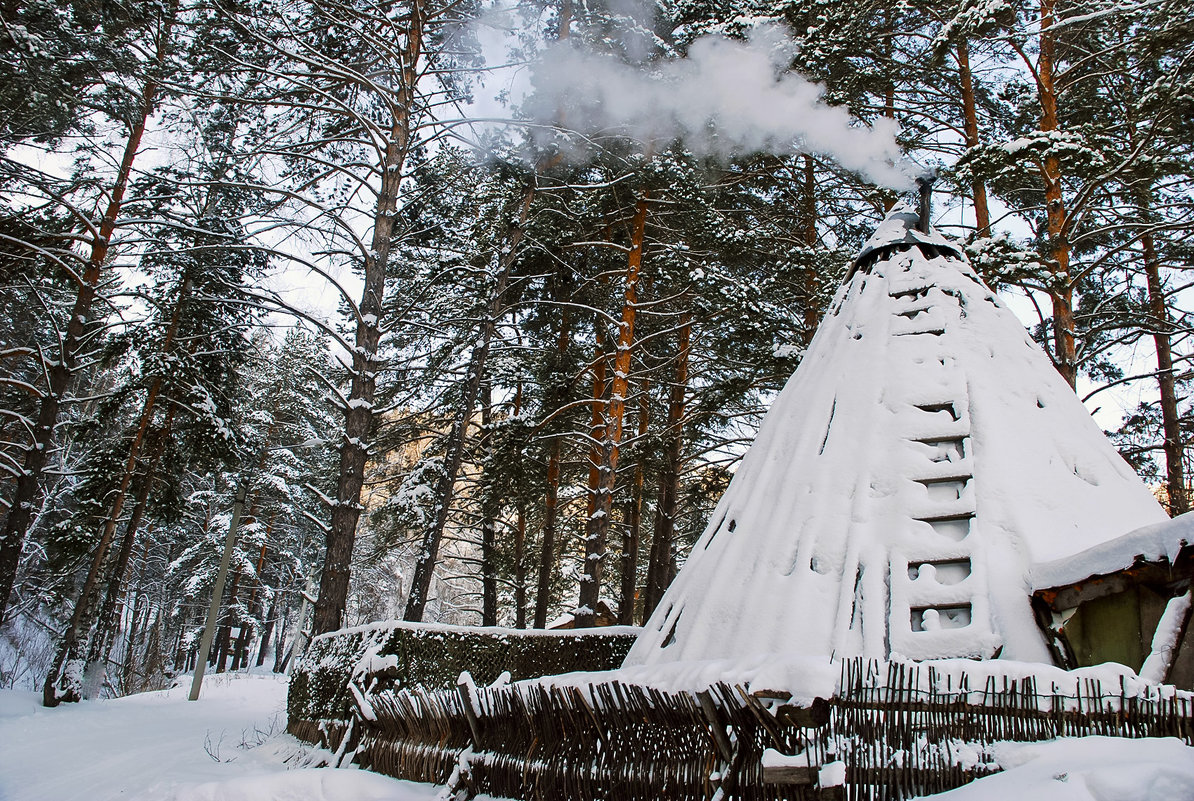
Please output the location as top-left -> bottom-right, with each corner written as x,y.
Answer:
0,671 -> 1191,800
918,737 -> 1194,801
0,672 -> 448,801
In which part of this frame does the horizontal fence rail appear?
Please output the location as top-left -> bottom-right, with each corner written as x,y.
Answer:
289,655 -> 1194,801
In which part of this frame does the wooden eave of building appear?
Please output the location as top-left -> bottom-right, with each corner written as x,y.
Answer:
1032,543 -> 1193,614
547,599 -> 619,629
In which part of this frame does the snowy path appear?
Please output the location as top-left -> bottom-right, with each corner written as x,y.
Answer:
0,673 -> 441,801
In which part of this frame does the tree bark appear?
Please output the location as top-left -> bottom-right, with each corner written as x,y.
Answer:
533,304 -> 572,629
956,38 -> 991,237
1142,230 -> 1187,515
140,609 -> 164,692
403,183 -> 536,622
1038,0 -> 1077,388
800,156 -> 821,345
644,314 -> 690,618
513,505 -> 527,628
577,193 -> 648,627
215,570 -> 241,673
511,383 -> 527,629
575,344 -> 607,628
534,435 -> 564,629
313,6 -> 425,635
231,621 -> 251,671
479,379 -> 498,626
619,382 -> 649,625
881,7 -> 898,213
119,580 -> 147,694
0,3 -> 176,623
256,591 -> 280,668
82,419 -> 172,696
232,537 -> 269,671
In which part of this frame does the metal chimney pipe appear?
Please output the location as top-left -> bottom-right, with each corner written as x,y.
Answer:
915,170 -> 937,233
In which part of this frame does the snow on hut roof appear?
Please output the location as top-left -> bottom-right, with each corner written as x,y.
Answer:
625,206 -> 1167,669
1031,512 -> 1193,591
851,201 -> 963,273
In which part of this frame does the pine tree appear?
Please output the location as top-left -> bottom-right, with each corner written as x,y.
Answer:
0,0 -> 181,623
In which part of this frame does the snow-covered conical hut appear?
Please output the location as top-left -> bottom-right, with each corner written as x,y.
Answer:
626,202 -> 1193,680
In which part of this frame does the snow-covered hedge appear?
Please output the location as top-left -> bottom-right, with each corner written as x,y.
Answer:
288,621 -> 640,724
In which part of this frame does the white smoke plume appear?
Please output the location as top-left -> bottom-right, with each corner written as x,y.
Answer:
524,25 -> 914,190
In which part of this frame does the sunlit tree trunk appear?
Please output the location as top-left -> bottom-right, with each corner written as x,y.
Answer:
957,38 -> 991,237
577,194 -> 648,627
1038,0 -> 1077,388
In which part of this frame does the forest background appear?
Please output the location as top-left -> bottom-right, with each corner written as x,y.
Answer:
0,0 -> 1191,705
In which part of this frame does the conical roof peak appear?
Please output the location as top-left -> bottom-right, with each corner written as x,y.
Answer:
852,201 -> 963,275
626,223 -> 1166,669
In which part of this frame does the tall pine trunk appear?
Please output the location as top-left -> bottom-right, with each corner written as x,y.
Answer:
800,156 -> 821,344
257,591 -> 280,668
511,384 -> 527,628
535,435 -> 564,628
576,344 -> 607,628
83,409 -> 175,695
313,9 -> 425,635
619,383 -> 648,625
577,194 -> 648,627
533,304 -> 572,628
514,505 -> 527,628
1142,230 -> 1187,515
956,39 -> 991,237
479,380 -> 498,626
44,278 -> 190,706
1038,0 -> 1077,388
644,315 -> 690,618
214,570 -> 241,673
232,537 -> 270,671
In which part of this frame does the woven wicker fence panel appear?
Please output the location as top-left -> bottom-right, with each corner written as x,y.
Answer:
291,656 -> 1194,801
356,681 -> 822,801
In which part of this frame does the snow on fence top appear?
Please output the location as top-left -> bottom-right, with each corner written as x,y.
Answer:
289,619 -> 639,724
627,203 -> 1168,668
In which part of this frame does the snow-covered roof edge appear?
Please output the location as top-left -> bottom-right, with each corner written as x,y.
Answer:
1031,511 -> 1194,591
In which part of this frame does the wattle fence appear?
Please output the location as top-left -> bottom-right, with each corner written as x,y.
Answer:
288,620 -> 640,726
288,628 -> 1194,801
